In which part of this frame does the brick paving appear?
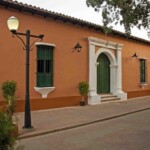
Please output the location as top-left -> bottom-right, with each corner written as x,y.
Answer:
16,96 -> 150,139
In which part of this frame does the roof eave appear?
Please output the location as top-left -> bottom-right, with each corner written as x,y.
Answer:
1,0 -> 150,45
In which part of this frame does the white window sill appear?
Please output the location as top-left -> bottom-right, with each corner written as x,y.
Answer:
140,83 -> 148,89
34,87 -> 55,98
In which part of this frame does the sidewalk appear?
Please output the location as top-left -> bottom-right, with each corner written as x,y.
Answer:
16,96 -> 150,139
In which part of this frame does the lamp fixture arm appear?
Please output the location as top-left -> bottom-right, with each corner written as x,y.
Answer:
29,38 -> 43,50
14,33 -> 26,49
12,30 -> 44,39
11,30 -> 44,50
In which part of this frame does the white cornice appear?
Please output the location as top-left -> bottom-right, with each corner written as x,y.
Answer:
35,42 -> 56,47
88,37 -> 123,50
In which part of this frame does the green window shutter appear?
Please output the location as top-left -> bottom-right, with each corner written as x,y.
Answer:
140,59 -> 146,83
36,45 -> 54,87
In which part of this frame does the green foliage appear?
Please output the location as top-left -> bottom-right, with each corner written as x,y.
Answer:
1,80 -> 17,116
1,80 -> 17,101
0,110 -> 23,150
0,110 -> 15,150
86,0 -> 150,34
78,81 -> 89,96
102,26 -> 113,35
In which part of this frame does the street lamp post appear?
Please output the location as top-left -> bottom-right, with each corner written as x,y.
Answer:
7,16 -> 44,129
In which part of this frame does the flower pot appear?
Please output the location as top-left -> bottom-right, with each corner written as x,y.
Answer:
10,124 -> 19,137
80,101 -> 85,106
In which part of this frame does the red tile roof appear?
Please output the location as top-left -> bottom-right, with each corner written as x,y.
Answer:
1,0 -> 150,45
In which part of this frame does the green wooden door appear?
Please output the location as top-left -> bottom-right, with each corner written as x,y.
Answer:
97,53 -> 110,94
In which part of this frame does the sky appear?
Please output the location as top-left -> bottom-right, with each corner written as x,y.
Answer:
15,0 -> 149,40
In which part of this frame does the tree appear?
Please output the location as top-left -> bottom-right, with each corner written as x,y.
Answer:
86,0 -> 150,35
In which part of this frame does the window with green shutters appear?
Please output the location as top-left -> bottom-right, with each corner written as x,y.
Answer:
140,59 -> 146,83
36,45 -> 54,87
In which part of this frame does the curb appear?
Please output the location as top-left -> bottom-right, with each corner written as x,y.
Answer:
18,107 -> 150,140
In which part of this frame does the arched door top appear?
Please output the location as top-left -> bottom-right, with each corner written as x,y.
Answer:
95,48 -> 117,66
97,53 -> 110,93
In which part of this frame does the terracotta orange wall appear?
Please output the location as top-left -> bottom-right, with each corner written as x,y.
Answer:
0,7 -> 89,101
0,6 -> 150,104
123,41 -> 150,92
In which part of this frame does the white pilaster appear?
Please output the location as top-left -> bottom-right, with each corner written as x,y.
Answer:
116,47 -> 122,92
110,64 -> 117,94
88,43 -> 101,105
115,45 -> 127,100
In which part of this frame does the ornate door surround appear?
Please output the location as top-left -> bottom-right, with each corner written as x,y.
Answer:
88,37 -> 127,105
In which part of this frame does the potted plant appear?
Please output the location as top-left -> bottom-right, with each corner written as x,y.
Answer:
78,81 -> 89,106
1,80 -> 18,137
0,109 -> 22,150
0,109 -> 15,149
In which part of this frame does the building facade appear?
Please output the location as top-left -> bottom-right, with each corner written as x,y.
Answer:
0,0 -> 150,112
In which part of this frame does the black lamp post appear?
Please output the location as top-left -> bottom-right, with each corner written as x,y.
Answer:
7,16 -> 44,129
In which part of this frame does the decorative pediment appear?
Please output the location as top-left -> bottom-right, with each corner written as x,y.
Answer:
88,37 -> 123,51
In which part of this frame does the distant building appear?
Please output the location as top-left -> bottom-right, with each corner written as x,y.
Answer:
0,0 -> 150,112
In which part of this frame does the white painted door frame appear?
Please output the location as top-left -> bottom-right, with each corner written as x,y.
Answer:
88,37 -> 127,105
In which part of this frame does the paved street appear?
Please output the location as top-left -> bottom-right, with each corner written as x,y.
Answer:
17,96 -> 150,139
19,109 -> 150,150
